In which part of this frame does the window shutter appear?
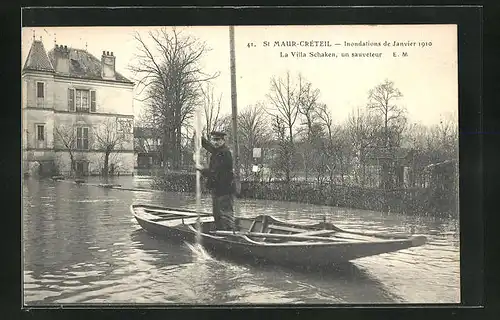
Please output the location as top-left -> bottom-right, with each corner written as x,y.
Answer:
83,127 -> 89,150
76,127 -> 82,149
68,88 -> 75,111
90,90 -> 96,112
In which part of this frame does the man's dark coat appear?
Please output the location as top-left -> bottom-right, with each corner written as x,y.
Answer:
200,136 -> 235,196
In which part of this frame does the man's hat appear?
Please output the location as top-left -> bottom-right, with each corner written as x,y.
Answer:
210,131 -> 227,138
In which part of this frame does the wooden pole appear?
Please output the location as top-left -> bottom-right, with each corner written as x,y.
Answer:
194,106 -> 202,242
229,25 -> 241,195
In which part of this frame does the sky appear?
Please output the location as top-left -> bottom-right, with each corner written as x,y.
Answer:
22,25 -> 458,127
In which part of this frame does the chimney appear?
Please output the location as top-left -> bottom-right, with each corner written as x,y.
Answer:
101,50 -> 116,80
54,44 -> 70,74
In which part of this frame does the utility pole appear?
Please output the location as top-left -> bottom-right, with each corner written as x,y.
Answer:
229,26 -> 241,195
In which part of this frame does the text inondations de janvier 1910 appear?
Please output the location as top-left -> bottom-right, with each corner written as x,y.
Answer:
245,40 -> 434,59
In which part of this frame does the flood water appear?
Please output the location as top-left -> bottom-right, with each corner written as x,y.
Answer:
22,176 -> 460,305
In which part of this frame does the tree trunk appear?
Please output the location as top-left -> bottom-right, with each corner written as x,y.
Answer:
303,150 -> 308,182
285,143 -> 291,183
287,127 -> 293,183
175,125 -> 182,170
162,128 -> 168,172
339,156 -> 345,186
384,111 -> 389,148
362,163 -> 366,186
69,153 -> 75,178
103,151 -> 110,178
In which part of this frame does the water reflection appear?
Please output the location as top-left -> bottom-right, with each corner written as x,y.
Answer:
22,177 -> 460,305
130,230 -> 400,304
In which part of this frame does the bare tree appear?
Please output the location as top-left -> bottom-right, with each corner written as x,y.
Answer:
266,71 -> 306,182
237,103 -> 270,179
315,103 -> 334,143
267,71 -> 305,141
315,103 -> 340,184
296,81 -> 321,181
269,115 -> 289,182
403,113 -> 458,188
367,79 -> 406,148
200,82 -> 223,136
298,81 -> 321,139
129,27 -> 219,170
430,112 -> 458,160
54,124 -> 78,177
347,107 -> 382,185
93,118 -> 131,178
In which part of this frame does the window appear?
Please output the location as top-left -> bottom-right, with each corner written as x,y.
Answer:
76,89 -> 89,112
69,88 -> 96,112
36,82 -> 44,98
76,127 -> 89,150
36,82 -> 45,108
36,124 -> 45,141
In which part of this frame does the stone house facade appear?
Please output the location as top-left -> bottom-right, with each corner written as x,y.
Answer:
22,38 -> 135,177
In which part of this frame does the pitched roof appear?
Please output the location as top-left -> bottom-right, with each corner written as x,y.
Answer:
23,40 -> 55,72
23,40 -> 133,84
47,47 -> 133,84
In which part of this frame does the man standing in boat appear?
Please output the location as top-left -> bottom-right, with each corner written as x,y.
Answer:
195,131 -> 236,231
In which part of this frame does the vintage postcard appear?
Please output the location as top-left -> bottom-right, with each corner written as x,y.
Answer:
22,24 -> 459,305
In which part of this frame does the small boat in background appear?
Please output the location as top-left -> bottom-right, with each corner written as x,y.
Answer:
131,204 -> 427,267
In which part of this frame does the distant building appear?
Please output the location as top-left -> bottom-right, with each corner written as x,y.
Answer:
363,147 -> 415,189
22,37 -> 135,177
133,127 -> 162,169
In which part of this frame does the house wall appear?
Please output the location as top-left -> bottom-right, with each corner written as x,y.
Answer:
53,113 -> 134,151
23,73 -> 57,162
22,69 -> 135,176
52,77 -> 134,115
23,108 -> 55,149
54,150 -> 135,175
24,72 -> 56,109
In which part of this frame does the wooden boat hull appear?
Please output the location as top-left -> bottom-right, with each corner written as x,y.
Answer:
131,204 -> 427,267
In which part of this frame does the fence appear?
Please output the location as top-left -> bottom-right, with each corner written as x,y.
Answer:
150,172 -> 458,217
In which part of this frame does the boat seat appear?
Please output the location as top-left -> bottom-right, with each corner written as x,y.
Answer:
298,229 -> 337,237
267,224 -> 310,234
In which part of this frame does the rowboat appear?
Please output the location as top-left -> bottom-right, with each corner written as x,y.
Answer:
131,204 -> 427,267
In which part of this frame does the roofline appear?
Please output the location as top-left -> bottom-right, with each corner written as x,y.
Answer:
44,42 -> 55,71
21,69 -> 135,86
46,46 -> 135,85
23,40 -> 55,73
54,73 -> 135,86
21,69 -> 55,76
